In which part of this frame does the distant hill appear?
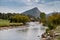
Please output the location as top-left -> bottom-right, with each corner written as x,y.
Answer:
22,7 -> 41,18
46,12 -> 60,17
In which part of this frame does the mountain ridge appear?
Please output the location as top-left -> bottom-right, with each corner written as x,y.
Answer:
22,7 -> 41,18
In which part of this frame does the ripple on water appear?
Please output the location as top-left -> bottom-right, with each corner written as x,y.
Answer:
0,22 -> 45,40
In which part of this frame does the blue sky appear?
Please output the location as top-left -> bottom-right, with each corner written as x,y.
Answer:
0,0 -> 60,14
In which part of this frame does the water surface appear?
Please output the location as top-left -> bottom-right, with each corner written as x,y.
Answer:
0,22 -> 45,40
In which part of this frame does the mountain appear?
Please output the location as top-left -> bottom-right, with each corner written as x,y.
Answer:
46,12 -> 60,17
22,7 -> 41,18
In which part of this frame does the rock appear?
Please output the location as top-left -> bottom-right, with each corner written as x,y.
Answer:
42,38 -> 46,40
55,33 -> 60,36
37,35 -> 40,37
42,34 -> 47,38
46,36 -> 51,40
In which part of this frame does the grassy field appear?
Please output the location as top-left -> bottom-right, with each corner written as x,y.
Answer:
0,19 -> 10,27
0,19 -> 23,27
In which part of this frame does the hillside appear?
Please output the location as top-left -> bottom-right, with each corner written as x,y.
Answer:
22,7 -> 41,18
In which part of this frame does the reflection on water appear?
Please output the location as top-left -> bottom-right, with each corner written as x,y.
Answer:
0,22 -> 45,40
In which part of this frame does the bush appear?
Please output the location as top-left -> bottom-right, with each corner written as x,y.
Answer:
10,15 -> 30,24
47,23 -> 54,30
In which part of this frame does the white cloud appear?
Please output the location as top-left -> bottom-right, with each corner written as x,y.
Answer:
45,1 -> 60,5
27,0 -> 39,2
0,0 -> 60,14
24,0 -> 39,5
37,1 -> 60,14
0,6 -> 35,13
27,0 -> 31,2
0,6 -> 19,13
41,0 -> 45,3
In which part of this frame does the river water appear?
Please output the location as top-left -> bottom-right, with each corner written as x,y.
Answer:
0,22 -> 45,40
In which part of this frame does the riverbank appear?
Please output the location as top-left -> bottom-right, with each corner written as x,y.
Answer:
0,19 -> 26,30
0,19 -> 23,26
0,25 -> 28,30
0,23 -> 24,30
0,19 -> 30,27
41,26 -> 60,40
0,22 -> 45,40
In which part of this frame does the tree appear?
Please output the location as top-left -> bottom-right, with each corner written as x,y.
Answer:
10,14 -> 30,24
40,12 -> 46,26
47,13 -> 60,30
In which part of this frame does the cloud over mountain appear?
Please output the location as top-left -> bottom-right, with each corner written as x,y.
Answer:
0,0 -> 60,14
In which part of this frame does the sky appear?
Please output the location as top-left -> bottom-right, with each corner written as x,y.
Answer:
0,0 -> 60,14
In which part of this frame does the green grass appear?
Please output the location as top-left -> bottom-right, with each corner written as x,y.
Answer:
0,19 -> 23,27
0,19 -> 10,27
10,23 -> 23,26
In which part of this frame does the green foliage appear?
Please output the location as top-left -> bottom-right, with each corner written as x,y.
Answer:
40,12 -> 46,19
0,13 -> 12,20
48,13 -> 60,25
10,14 -> 30,24
47,13 -> 60,30
40,12 -> 60,30
47,23 -> 55,30
40,12 -> 46,26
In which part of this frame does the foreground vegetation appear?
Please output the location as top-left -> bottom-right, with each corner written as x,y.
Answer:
0,13 -> 31,27
10,14 -> 30,24
0,19 -> 23,27
40,12 -> 60,40
0,19 -> 10,27
0,12 -> 60,40
0,19 -> 10,26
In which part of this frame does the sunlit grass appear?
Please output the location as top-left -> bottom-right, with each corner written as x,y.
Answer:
0,19 -> 10,27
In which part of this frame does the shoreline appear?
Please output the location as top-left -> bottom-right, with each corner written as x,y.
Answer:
0,23 -> 25,30
0,25 -> 27,30
41,26 -> 60,40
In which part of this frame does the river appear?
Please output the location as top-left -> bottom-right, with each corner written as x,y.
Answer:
0,22 -> 45,40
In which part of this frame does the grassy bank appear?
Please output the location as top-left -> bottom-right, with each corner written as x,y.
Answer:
0,19 -> 25,30
10,23 -> 23,26
0,19 -> 10,27
0,19 -> 23,27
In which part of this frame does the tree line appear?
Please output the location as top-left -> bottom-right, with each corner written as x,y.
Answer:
0,12 -> 30,24
40,12 -> 60,34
